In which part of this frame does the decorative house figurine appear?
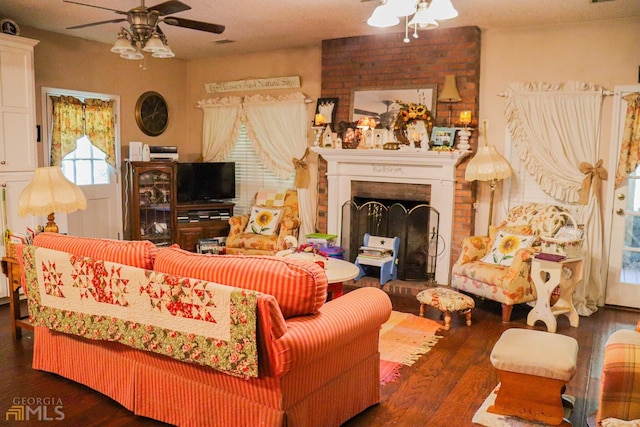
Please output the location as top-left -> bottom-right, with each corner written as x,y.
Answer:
323,125 -> 333,147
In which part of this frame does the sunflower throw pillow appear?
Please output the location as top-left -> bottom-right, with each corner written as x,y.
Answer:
245,206 -> 282,236
481,230 -> 536,267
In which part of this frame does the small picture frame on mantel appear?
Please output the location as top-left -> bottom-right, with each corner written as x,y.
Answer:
431,127 -> 457,147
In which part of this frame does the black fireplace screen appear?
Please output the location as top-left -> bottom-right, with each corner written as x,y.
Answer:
340,200 -> 441,281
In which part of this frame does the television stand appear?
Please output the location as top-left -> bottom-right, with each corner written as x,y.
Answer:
175,201 -> 234,252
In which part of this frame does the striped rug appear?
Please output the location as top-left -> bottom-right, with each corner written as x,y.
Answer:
379,310 -> 442,385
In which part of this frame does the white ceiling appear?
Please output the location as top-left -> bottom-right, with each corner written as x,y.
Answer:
2,0 -> 639,59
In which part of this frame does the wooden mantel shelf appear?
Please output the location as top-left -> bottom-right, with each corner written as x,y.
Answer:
311,147 -> 471,167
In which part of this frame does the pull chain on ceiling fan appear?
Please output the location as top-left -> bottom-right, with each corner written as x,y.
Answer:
64,0 -> 225,59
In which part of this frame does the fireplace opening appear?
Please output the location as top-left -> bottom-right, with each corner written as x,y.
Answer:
341,198 -> 441,282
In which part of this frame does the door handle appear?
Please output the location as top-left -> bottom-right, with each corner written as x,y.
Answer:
616,208 -> 625,216
617,193 -> 626,200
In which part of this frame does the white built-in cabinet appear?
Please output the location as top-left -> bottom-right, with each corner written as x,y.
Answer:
0,34 -> 39,299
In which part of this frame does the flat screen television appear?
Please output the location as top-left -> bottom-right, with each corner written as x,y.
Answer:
176,162 -> 236,203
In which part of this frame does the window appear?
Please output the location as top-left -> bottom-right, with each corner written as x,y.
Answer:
225,125 -> 294,214
61,135 -> 109,185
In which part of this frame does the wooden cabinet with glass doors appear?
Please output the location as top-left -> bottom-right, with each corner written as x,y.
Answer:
125,161 -> 176,247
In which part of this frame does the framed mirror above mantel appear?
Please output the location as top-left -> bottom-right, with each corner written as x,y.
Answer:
351,85 -> 438,127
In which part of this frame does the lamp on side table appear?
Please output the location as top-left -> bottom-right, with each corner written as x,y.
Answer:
18,166 -> 87,233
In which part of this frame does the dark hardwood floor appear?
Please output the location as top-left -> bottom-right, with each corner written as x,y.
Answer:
0,286 -> 638,427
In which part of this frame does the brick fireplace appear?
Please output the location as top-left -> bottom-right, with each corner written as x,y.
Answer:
315,26 -> 482,277
313,148 -> 470,284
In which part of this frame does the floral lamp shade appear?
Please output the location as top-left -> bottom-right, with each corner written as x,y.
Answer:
18,166 -> 87,233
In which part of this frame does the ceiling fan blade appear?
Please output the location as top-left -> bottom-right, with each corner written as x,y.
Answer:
163,17 -> 225,34
63,0 -> 127,15
148,0 -> 191,16
67,18 -> 128,30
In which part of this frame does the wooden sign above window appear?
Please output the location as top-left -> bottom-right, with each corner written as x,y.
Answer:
204,76 -> 301,94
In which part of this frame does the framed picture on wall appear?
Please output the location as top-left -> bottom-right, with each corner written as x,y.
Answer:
431,127 -> 456,147
315,97 -> 339,128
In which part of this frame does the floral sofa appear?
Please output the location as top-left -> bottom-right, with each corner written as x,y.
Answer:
17,233 -> 392,427
451,203 -> 568,322
226,188 -> 300,255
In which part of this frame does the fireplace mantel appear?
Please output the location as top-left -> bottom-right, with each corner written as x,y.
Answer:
313,147 -> 471,284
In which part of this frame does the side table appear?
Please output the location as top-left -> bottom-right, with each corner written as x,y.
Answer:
527,257 -> 583,333
2,256 -> 32,340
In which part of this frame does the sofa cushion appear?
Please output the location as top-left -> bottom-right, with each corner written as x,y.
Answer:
154,246 -> 328,319
32,232 -> 157,269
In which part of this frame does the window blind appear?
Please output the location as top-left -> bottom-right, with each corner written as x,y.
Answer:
225,124 -> 294,215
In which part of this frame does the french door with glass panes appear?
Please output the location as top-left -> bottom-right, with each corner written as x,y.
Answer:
606,85 -> 640,308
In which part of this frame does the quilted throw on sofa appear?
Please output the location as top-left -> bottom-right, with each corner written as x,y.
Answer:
22,246 -> 260,378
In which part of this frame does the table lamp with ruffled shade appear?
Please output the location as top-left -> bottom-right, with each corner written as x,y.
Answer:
18,166 -> 87,233
465,122 -> 512,234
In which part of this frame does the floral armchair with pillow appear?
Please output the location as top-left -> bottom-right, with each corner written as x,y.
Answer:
451,203 -> 568,322
226,189 -> 300,255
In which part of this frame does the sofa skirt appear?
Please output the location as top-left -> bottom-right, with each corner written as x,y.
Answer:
32,326 -> 381,427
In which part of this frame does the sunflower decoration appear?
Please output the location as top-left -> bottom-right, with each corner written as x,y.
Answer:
392,99 -> 435,144
493,234 -> 521,265
247,207 -> 281,235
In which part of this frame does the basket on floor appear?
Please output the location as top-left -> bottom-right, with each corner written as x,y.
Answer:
539,212 -> 584,258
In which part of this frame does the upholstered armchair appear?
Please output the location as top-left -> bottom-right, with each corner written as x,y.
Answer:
451,203 -> 568,322
225,188 -> 300,255
597,320 -> 640,424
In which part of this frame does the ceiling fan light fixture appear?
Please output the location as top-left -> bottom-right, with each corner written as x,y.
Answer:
385,0 -> 418,17
120,48 -> 144,60
367,3 -> 401,27
428,0 -> 459,20
152,45 -> 175,58
408,1 -> 439,29
143,33 -> 166,52
111,32 -> 135,54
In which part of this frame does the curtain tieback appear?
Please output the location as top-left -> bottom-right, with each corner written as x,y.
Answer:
579,159 -> 608,205
293,148 -> 310,189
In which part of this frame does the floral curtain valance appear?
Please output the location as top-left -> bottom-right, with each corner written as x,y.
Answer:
50,95 -> 117,169
615,92 -> 640,187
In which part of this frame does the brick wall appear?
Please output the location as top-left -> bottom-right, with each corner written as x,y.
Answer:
317,26 -> 481,267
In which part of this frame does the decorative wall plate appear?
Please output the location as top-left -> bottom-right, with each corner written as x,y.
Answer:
0,19 -> 20,36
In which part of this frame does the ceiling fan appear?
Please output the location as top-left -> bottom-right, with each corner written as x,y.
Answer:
64,0 -> 225,58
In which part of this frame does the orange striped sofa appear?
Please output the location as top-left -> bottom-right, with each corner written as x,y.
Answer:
20,233 -> 392,427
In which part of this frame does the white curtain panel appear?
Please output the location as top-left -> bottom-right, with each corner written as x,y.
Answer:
504,81 -> 606,315
199,92 -> 316,240
242,92 -> 314,239
198,96 -> 243,162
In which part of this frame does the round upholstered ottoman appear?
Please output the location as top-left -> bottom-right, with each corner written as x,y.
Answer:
416,286 -> 475,330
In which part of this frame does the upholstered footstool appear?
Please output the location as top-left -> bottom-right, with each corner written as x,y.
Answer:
489,328 -> 579,426
416,286 -> 474,330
